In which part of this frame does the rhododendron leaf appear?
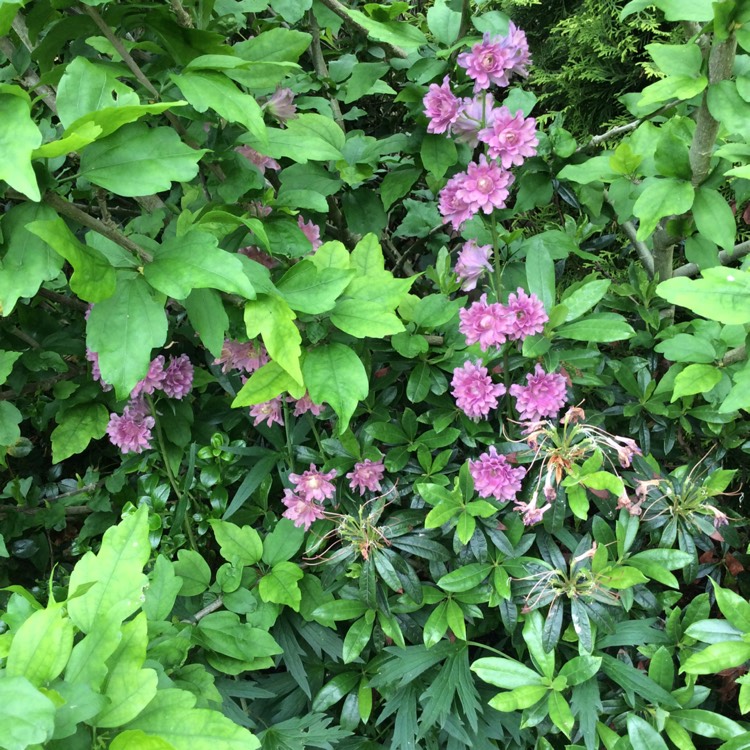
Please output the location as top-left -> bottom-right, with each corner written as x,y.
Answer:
556,313 -> 635,342
51,402 -> 109,463
145,231 -> 256,300
560,279 -> 611,321
87,273 -> 168,400
80,122 -> 206,197
0,87 -> 42,201
526,242 -> 555,312
302,343 -> 368,433
27,218 -> 116,303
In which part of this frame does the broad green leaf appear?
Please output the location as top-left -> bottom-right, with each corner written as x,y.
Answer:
127,688 -> 260,750
556,313 -> 635,342
654,334 -> 716,363
526,242 -> 555,312
489,684 -> 548,712
232,360 -> 304,407
143,555 -> 183,622
94,613 -> 158,728
173,549 -> 211,596
560,279 -> 611,321
671,363 -> 722,401
110,730 -> 176,750
33,121 -> 103,158
693,188 -> 736,253
0,676 -> 56,750
145,231 -> 256,299
639,75 -> 707,106
523,610 -> 556,679
51,402 -> 108,463
312,673 -> 360,712
343,615 -> 374,663
276,261 -> 353,314
548,691 -> 574,737
708,80 -> 750,140
171,72 -> 267,145
65,614 -> 122,690
343,61 -> 390,103
259,113 -> 345,163
183,288 -> 228,358
423,600 -> 449,647
234,27 -> 311,64
671,709 -> 745,741
0,350 -> 21,385
343,7 -> 427,48
627,715 -> 669,750
426,0 -> 462,43
258,561 -> 303,611
657,268 -> 750,324
381,167 -> 421,210
351,233 -> 386,276
599,565 -> 649,589
87,273 -> 167,399
244,294 -> 303,384
311,599 -> 368,623
0,203 -> 61,316
331,299 -> 405,337
601,654 -> 680,708
420,134 -> 457,178
302,343 -> 369,433
712,581 -> 750,632
0,88 -> 42,200
685,619 -> 743,644
5,602 -> 74,686
633,176 -> 695,240
580,471 -> 625,496
67,506 -> 150,632
27,218 -> 116,302
558,655 -> 602,686
646,43 -> 703,77
208,520 -> 263,567
261,518 -> 305,566
649,646 -> 675,691
557,155 -> 618,184
472,657 -> 545,689
80,122 -> 205,197
437,563 -> 492,593
63,102 -> 184,143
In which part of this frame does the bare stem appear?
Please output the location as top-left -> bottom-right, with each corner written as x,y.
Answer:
183,596 -> 224,623
673,239 -> 750,277
308,9 -> 345,131
0,36 -> 58,113
620,220 -> 655,277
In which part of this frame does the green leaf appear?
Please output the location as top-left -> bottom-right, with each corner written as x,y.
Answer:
63,102 -> 184,144
312,673 -> 359,712
654,333 -> 716,363
87,273 -> 167,399
342,7 -> 427,48
51,403 -> 109,463
259,113 -> 345,163
657,268 -> 750,324
0,676 -> 56,750
489,684 -> 548,712
0,350 -> 20,386
524,609 -> 555,679
262,518 -> 305,566
145,231 -> 255,299
0,401 -> 22,446
258,561 -> 304,611
343,615 -> 374,663
0,1 -> 24,37
80,122 -> 205,197
381,167 -> 421,210
276,261 -> 353,314
421,134 -> 457,178
639,75 -> 707,107
548,691 -> 575,737
471,657 -> 545,689
144,554 -> 183,622
526,242 -> 555,312
601,654 -> 680,708
426,0 -> 462,44
627,715 -> 669,750
671,363 -> 722,401
560,279 -> 611,321
208,520 -> 263,567
343,61 -> 390,103
437,563 -> 492,593
633,177 -> 695,240
693,188 -> 736,253
67,506 -> 150,633
110,730 -> 176,750
708,80 -> 750,139
234,27 -> 311,63
671,709 -> 745,741
558,655 -> 602,686
33,121 -> 104,158
646,43 -> 703,77
712,581 -> 750,632
171,72 -> 266,145
331,299 -> 405,337
232,360 -> 304,407
649,646 -> 675,691
65,614 -> 122,690
683,641 -> 750,674
424,600 -> 449,647
0,202 -> 62,316
5,602 -> 74,686
302,343 -> 369,433
557,155 -> 618,184
0,87 -> 42,200
556,313 -> 635,342
173,549 -> 212,596
183,288 -> 228,359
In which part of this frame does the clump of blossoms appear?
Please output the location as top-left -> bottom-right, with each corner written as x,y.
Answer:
509,364 -> 568,422
347,459 -> 386,496
451,360 -> 506,421
283,464 -> 338,529
106,398 -> 154,455
470,447 -> 527,501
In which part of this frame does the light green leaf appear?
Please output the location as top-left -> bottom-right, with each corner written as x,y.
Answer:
65,614 -> 122,690
110,730 -> 176,750
301,343 -> 369,433
351,233 -> 386,276
259,113 -> 345,162
0,676 -> 56,750
426,0 -> 462,44
0,1 -> 24,37
526,242 -> 555,312
708,80 -> 750,139
471,657 -> 545,689
633,177 -> 695,240
437,563 -> 492,593
671,709 -> 745,741
343,7 -> 427,48
67,505 -> 150,633
654,333 -> 717,363
276,260 -> 353,314
560,279 -> 611,321
548,691 -> 575,737
598,565 -> 649,589
0,87 -> 42,200
343,615 -> 374,663
183,288 -> 228,358
712,581 -> 750,632
557,155 -> 617,185
489,684 -> 548,712
0,350 -> 21,386
232,360 -> 304,407
63,102 -> 184,144
671,363 -> 722,401
692,188 -> 736,253
0,401 -> 22,446
33,121 -> 103,158
646,43 -> 703,77
143,555 -> 183,622
682,641 -> 750,675
173,549 -> 212,596
51,403 -> 109,463
380,167 -> 421,210
421,134 -> 457,178
331,299 -> 405,337
639,75 -> 707,106
80,122 -> 205,197
558,655 -> 602,686
627,715 -> 669,750
262,518 -> 305,566
87,273 -> 167,399
258,561 -> 303,611
208,520 -> 263,567
556,313 -> 635,342
234,27 -> 311,63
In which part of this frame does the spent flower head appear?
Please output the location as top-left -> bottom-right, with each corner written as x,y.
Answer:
455,240 -> 493,291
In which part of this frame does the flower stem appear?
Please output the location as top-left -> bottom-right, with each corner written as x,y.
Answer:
490,211 -> 502,300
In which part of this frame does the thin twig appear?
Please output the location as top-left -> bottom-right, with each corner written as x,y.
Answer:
169,0 -> 193,27
621,220 -> 655,277
672,239 -> 750,277
307,9 -> 345,131
182,596 -> 224,623
0,36 -> 58,113
723,345 -> 747,366
37,288 -> 89,311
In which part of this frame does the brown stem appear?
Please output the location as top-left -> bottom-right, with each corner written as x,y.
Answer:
37,288 -> 89,311
723,345 -> 746,366
652,224 -> 675,281
169,0 -> 193,27
183,596 -> 224,623
307,9 -> 346,131
0,36 -> 58,113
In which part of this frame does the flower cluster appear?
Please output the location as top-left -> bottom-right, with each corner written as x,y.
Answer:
106,398 -> 154,455
282,464 -> 338,530
346,459 -> 386,496
214,339 -> 269,374
509,364 -> 568,423
470,446 -> 527,501
451,360 -> 506,421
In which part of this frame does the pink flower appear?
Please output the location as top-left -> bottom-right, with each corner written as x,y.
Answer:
423,75 -> 461,134
479,108 -> 538,169
452,94 -> 496,147
86,348 -> 112,391
214,340 -> 268,374
106,398 -> 154,454
246,201 -> 272,218
459,294 -> 510,350
162,354 -> 193,399
469,446 -> 527,501
503,288 -> 548,340
457,155 -> 514,215
503,22 -> 532,79
290,393 -> 324,417
509,364 -> 568,422
455,240 -> 493,291
250,397 -> 284,428
298,216 -> 322,250
514,498 -> 551,526
264,87 -> 297,123
282,489 -> 325,530
346,459 -> 386,496
131,356 -> 166,398
438,172 -> 476,231
458,33 -> 516,92
289,464 -> 338,503
451,360 -> 506,420
235,145 -> 280,174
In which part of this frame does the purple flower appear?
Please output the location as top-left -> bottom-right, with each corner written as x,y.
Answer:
455,240 -> 493,291
264,87 -> 297,123
290,392 -> 324,417
423,75 -> 461,134
509,364 -> 568,422
451,360 -> 506,420
131,356 -> 166,398
282,489 -> 325,530
459,294 -> 510,350
298,215 -> 322,250
469,446 -> 527,501
346,459 -> 386,496
438,172 -> 476,231
503,22 -> 532,79
106,398 -> 154,454
503,288 -> 548,341
458,33 -> 516,92
289,463 -> 338,503
479,108 -> 538,169
514,498 -> 551,526
235,145 -> 280,174
250,397 -> 284,428
457,155 -> 514,215
452,94 -> 496,147
162,354 -> 193,400
214,340 -> 268,374
86,348 -> 112,391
